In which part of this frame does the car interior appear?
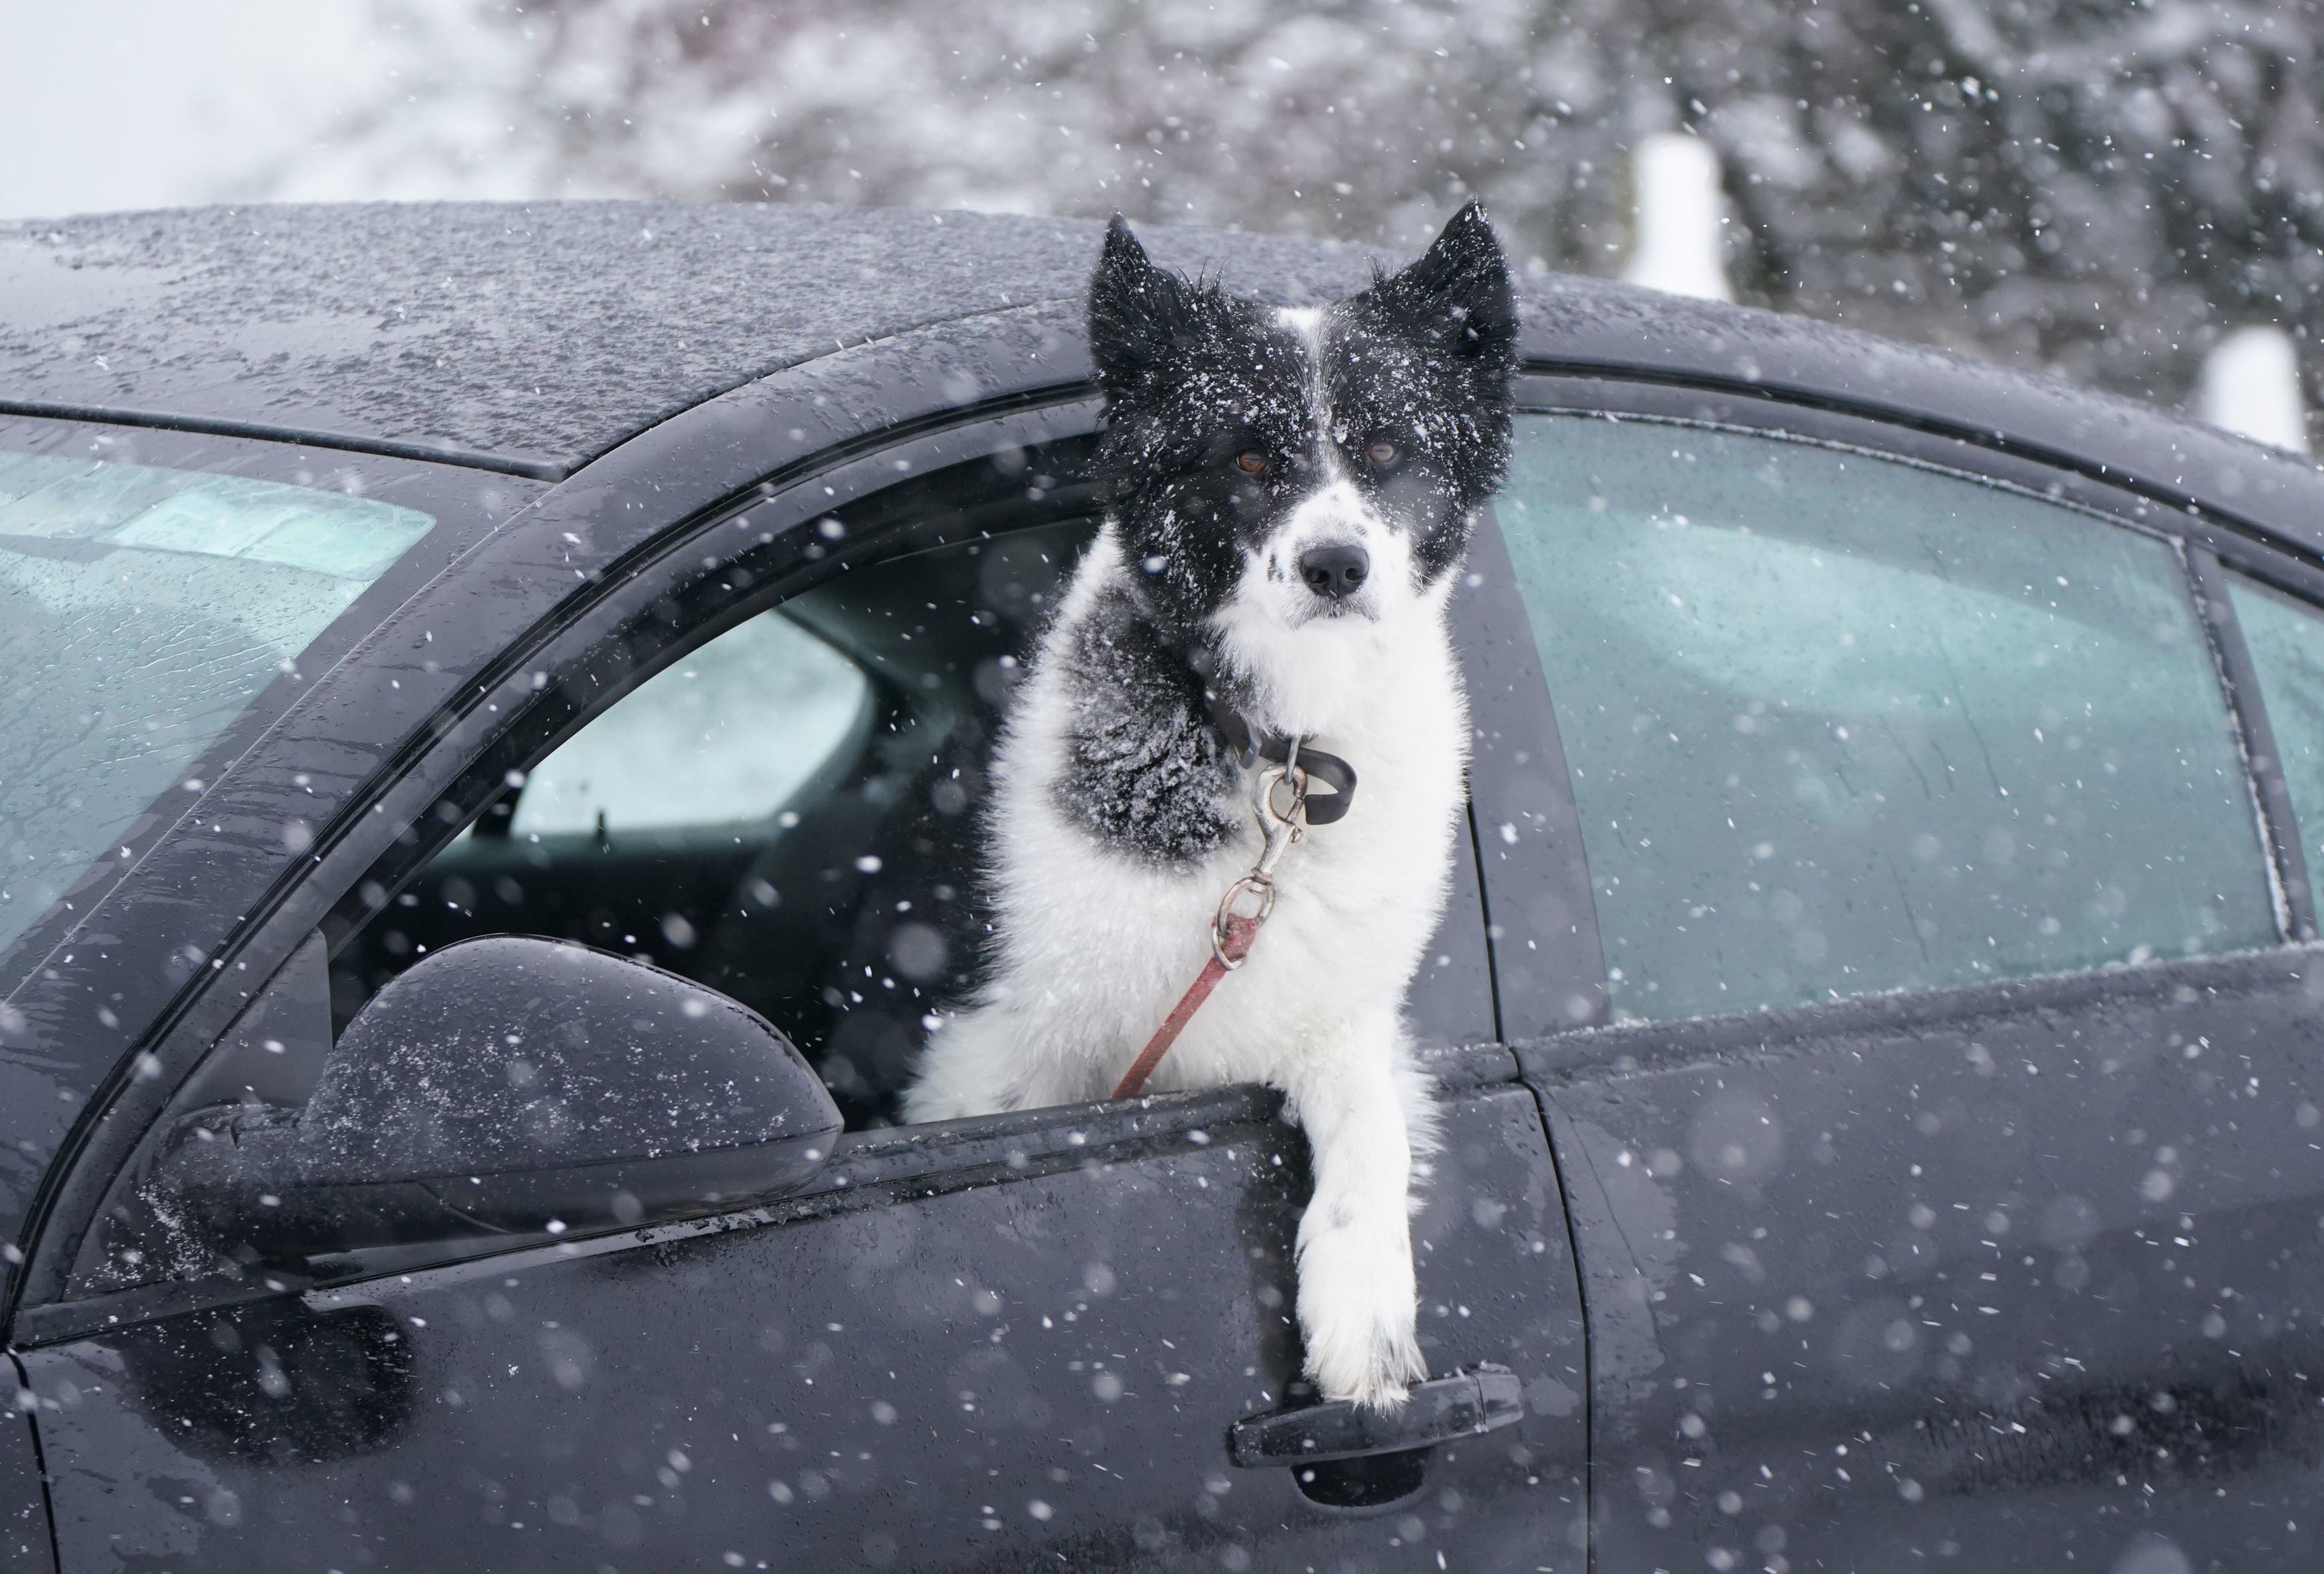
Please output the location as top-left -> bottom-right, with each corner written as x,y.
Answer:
331,511 -> 1101,1131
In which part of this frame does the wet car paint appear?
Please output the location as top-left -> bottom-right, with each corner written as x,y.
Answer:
23,1060 -> 1590,1571
1,1362 -> 50,1574
1529,948 -> 2324,1572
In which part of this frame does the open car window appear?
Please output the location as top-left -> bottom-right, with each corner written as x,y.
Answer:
68,516 -> 1094,1299
333,520 -> 1095,1130
58,415 -> 1111,1298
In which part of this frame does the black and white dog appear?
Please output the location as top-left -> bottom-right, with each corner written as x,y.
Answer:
904,204 -> 1517,1409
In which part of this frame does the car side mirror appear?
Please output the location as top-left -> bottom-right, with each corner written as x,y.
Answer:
150,935 -> 841,1267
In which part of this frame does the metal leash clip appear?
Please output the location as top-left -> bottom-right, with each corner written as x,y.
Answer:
1211,747 -> 1309,969
1115,742 -> 1326,1099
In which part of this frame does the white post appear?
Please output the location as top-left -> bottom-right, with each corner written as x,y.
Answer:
2198,325 -> 2310,455
1623,132 -> 1734,302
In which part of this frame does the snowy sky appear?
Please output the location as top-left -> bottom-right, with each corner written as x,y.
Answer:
0,0 -> 2304,445
0,0 -> 406,220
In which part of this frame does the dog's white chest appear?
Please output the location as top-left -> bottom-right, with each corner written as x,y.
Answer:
902,543 -> 1469,1119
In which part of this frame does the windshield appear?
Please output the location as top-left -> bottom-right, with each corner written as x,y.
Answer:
0,450 -> 435,959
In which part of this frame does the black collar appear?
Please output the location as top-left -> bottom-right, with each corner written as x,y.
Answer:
1197,685 -> 1357,826
1177,639 -> 1359,825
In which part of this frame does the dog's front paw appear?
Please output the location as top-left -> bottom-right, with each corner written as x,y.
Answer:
1296,1224 -> 1427,1411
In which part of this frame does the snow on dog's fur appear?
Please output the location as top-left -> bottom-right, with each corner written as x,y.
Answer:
904,204 -> 1517,1409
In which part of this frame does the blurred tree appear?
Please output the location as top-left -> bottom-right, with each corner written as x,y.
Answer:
365,0 -> 2324,432
1683,0 -> 2324,424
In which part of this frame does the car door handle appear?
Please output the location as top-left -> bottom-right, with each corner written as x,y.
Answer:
1228,1364 -> 1524,1466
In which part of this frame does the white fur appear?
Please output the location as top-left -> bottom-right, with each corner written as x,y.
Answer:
904,321 -> 1472,1411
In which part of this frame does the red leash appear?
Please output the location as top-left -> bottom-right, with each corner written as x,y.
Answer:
1110,912 -> 1261,1099
1112,757 -> 1314,1100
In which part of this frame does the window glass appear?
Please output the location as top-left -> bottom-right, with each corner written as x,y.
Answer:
507,611 -> 870,836
1499,416 -> 2274,1022
0,450 -> 434,958
2224,575 -> 2324,921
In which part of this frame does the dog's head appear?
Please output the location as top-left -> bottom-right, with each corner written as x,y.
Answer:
1087,202 -> 1515,732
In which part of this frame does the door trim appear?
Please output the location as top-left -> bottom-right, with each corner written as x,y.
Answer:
15,1042 -> 1519,1349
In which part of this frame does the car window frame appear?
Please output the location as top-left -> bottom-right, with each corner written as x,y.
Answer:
314,432 -> 1108,1008
2,305 -> 1129,1330
1499,371 -> 2324,1056
14,390 -> 1514,1346
11,399 -> 1101,1335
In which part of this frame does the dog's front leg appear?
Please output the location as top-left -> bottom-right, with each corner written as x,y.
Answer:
1282,1018 -> 1431,1411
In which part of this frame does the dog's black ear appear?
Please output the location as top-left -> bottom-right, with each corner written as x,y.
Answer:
1365,200 -> 1517,366
1088,216 -> 1197,398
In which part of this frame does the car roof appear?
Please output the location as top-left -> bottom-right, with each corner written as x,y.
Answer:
0,202 -> 1386,479
4,199 -> 2322,554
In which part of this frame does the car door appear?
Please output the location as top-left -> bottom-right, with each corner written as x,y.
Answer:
1487,394 -> 2324,1573
15,413 -> 1592,1572
2,1365 -> 45,1574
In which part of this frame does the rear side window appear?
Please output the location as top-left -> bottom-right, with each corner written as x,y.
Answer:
2224,575 -> 2324,922
1499,416 -> 2274,1023
502,611 -> 871,837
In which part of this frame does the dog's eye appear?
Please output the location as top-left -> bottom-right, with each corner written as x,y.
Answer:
1235,449 -> 1270,475
1365,439 -> 1398,467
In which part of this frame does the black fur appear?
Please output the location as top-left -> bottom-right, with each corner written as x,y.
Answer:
1088,202 -> 1515,639
1088,222 -> 1311,633
1330,202 -> 1517,583
1060,204 -> 1517,864
1046,584 -> 1243,862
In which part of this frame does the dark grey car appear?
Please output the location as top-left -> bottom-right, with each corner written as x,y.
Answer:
5,202 -> 2324,1573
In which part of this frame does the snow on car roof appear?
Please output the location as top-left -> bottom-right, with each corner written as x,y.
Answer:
2,200 -> 2318,552
0,202 -> 1391,474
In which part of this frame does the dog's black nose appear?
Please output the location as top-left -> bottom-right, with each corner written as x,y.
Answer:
1298,544 -> 1370,599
